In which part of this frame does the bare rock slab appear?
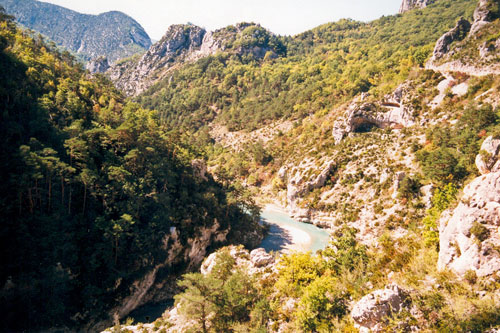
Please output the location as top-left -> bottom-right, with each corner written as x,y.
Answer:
351,284 -> 409,332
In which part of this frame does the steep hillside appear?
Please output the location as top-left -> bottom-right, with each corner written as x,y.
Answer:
112,0 -> 500,331
107,23 -> 285,96
0,0 -> 151,63
0,9 -> 262,332
427,0 -> 500,74
133,0 -> 474,133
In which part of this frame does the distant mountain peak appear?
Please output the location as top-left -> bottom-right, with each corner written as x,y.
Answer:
0,0 -> 152,63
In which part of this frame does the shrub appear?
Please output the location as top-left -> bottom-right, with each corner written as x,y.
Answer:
398,176 -> 421,199
464,270 -> 477,284
470,222 -> 490,242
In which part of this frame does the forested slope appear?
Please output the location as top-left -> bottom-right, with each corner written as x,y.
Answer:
136,0 -> 475,132
0,9 -> 261,331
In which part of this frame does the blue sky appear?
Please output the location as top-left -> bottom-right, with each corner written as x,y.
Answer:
42,0 -> 402,40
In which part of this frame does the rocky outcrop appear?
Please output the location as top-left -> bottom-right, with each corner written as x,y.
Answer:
107,24 -> 208,96
399,0 -> 435,13
430,18 -> 471,62
470,0 -> 500,35
332,84 -> 416,144
107,22 -> 283,96
438,141 -> 500,277
159,246 -> 274,333
93,217 -> 263,330
351,284 -> 409,332
284,159 -> 335,221
191,159 -> 208,181
86,56 -> 110,73
426,1 -> 500,73
476,136 -> 500,174
101,221 -> 227,327
201,246 -> 275,276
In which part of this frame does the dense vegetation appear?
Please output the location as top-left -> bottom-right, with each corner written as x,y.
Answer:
121,0 -> 500,331
3,0 -> 500,331
137,0 -> 475,132
0,9 -> 260,331
153,225 -> 500,332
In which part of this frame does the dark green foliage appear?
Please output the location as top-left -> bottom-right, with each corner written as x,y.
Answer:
417,104 -> 499,184
174,248 -> 267,332
322,226 -> 368,274
0,15 -> 260,331
398,176 -> 421,199
470,222 -> 490,242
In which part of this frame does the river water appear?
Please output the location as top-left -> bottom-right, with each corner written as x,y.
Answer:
129,205 -> 330,323
259,205 -> 331,253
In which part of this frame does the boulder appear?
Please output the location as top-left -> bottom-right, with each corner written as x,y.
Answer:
250,248 -> 274,267
475,136 -> 500,175
277,165 -> 288,181
201,246 -> 274,276
351,284 -> 409,332
438,170 -> 500,277
431,18 -> 471,61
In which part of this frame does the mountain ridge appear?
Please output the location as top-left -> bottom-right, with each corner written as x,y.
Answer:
107,22 -> 285,96
0,0 -> 152,63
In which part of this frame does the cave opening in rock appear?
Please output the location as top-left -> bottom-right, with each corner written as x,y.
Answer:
353,121 -> 379,133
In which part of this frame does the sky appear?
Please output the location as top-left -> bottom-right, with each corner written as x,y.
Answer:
41,0 -> 402,40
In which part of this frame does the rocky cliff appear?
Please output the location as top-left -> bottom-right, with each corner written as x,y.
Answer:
438,137 -> 500,277
107,24 -> 209,96
107,22 -> 284,96
0,0 -> 151,63
399,0 -> 436,13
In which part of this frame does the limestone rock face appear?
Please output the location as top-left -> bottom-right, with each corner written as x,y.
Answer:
438,169 -> 500,277
0,0 -> 152,62
86,57 -> 110,74
351,284 -> 409,332
107,24 -> 208,96
332,83 -> 415,144
431,18 -> 471,62
471,0 -> 500,35
475,136 -> 500,175
399,0 -> 435,13
285,158 -> 335,221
